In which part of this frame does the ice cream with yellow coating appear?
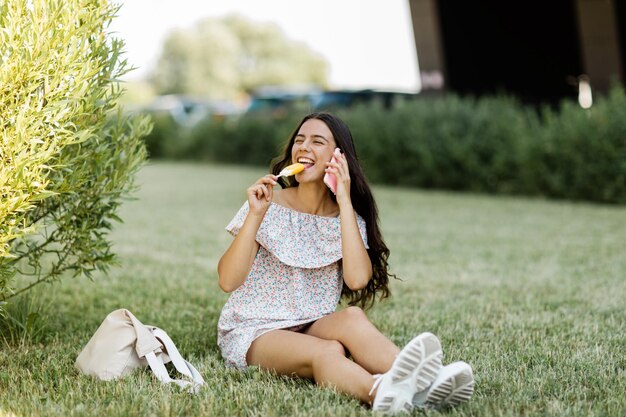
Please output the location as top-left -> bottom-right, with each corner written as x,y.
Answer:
277,163 -> 305,178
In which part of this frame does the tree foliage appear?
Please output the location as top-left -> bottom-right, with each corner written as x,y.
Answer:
0,0 -> 151,311
151,14 -> 329,99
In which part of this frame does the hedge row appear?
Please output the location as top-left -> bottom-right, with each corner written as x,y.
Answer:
142,87 -> 626,204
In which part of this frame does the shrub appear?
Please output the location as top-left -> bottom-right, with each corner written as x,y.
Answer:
144,88 -> 626,204
141,112 -> 192,160
340,96 -> 537,194
0,0 -> 150,311
522,87 -> 626,203
187,113 -> 299,166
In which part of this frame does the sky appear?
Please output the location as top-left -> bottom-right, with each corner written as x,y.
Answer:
109,0 -> 422,92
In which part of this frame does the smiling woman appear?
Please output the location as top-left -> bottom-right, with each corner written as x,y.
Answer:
215,111 -> 474,414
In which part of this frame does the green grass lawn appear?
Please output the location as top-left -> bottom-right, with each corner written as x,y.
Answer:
1,161 -> 625,417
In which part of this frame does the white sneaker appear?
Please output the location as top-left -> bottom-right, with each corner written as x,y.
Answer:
413,361 -> 475,409
371,332 -> 443,415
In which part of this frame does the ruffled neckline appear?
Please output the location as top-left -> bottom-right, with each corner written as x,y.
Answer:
268,202 -> 340,219
226,201 -> 368,269
257,203 -> 342,268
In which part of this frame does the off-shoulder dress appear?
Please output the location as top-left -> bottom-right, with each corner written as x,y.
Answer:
217,201 -> 368,369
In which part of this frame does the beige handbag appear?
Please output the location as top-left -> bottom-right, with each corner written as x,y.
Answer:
75,309 -> 205,393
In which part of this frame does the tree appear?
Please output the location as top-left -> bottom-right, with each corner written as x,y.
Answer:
0,0 -> 151,312
151,14 -> 329,99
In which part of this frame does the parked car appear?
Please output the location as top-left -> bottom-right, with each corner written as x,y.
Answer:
245,88 -> 418,116
140,95 -> 244,127
312,89 -> 418,110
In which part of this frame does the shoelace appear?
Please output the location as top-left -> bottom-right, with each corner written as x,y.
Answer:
369,373 -> 385,397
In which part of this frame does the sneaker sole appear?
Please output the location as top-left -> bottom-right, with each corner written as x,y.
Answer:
390,332 -> 443,392
375,333 -> 443,413
373,396 -> 414,414
423,364 -> 474,408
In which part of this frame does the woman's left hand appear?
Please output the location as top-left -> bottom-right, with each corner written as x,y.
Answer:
325,148 -> 351,206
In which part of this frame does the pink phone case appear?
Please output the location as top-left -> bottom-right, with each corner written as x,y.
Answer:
324,154 -> 339,194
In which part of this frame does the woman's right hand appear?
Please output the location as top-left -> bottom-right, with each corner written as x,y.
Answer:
219,174 -> 276,293
246,174 -> 278,216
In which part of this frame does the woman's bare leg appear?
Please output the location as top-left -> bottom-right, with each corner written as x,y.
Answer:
247,329 -> 375,403
304,306 -> 401,374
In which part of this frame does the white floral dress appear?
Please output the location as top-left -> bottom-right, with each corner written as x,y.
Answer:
217,201 -> 368,369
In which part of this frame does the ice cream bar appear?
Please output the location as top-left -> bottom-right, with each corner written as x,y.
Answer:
277,163 -> 305,177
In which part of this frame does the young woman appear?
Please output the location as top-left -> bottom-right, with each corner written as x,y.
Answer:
217,112 -> 474,414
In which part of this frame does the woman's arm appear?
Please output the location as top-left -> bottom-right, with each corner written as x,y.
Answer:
217,174 -> 277,292
338,201 -> 373,290
217,213 -> 263,292
326,150 -> 372,290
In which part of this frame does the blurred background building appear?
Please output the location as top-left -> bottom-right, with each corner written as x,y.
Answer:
409,0 -> 625,105
116,0 -> 626,119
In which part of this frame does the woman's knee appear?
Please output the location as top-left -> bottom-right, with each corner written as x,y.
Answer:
339,306 -> 369,325
311,339 -> 347,376
313,339 -> 346,362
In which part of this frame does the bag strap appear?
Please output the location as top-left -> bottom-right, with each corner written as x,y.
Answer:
144,351 -> 201,393
144,328 -> 204,393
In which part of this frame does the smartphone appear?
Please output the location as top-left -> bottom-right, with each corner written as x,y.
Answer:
324,149 -> 340,195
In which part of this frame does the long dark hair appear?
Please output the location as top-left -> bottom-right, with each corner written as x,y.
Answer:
270,112 -> 395,309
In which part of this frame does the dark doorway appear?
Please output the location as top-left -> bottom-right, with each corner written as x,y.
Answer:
616,0 -> 626,85
436,0 -> 583,106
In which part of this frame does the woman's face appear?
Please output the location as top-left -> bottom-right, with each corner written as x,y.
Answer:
291,118 -> 337,183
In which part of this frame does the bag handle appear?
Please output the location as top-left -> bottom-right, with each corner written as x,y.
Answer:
153,328 -> 205,386
143,328 -> 204,394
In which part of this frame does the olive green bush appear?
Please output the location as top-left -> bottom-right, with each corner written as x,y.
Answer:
144,88 -> 626,204
141,111 -> 297,164
188,113 -> 298,165
339,96 -> 538,194
0,0 -> 151,310
343,90 -> 625,203
141,113 -> 190,159
522,87 -> 626,203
